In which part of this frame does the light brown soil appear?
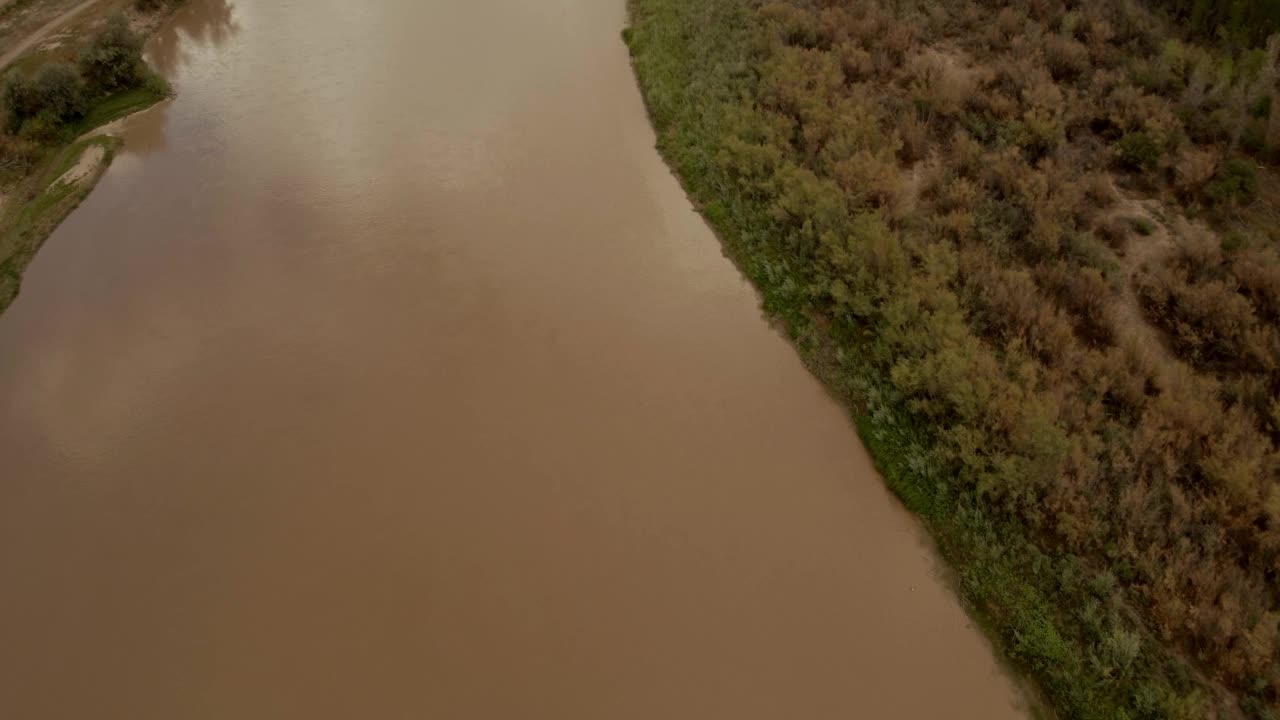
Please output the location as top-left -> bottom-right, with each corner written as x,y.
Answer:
54,143 -> 104,186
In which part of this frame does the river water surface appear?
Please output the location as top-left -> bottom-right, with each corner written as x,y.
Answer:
0,2 -> 1026,718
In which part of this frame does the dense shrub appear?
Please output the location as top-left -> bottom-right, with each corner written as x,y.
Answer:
1115,130 -> 1161,170
3,63 -> 86,134
1204,156 -> 1259,204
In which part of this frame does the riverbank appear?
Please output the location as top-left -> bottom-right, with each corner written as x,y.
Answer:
0,133 -> 121,307
0,0 -> 181,314
620,5 -> 1056,715
623,1 -> 1272,718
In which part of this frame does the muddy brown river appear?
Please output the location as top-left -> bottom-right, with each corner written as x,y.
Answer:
0,1 -> 1027,717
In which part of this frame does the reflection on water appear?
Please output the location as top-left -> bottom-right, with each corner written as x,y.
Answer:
115,1 -> 238,162
0,1 -> 1028,719
108,100 -> 169,158
146,0 -> 239,78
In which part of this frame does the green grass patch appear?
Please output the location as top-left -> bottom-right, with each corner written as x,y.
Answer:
72,83 -> 168,135
1129,216 -> 1156,235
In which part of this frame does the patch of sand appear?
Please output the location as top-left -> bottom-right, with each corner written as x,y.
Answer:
56,143 -> 104,186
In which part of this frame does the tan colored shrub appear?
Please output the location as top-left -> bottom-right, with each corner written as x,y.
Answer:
938,175 -> 981,213
881,22 -> 914,63
835,42 -> 874,82
844,0 -> 885,48
1021,107 -> 1066,155
1045,34 -> 1092,81
1231,248 -> 1280,319
1083,12 -> 1118,68
905,49 -> 977,117
897,111 -> 930,163
757,45 -> 844,122
1023,71 -> 1065,112
933,209 -> 976,241
995,7 -> 1024,45
983,88 -> 1020,119
1084,172 -> 1119,207
1173,147 -> 1218,195
1095,215 -> 1131,249
949,129 -> 983,176
998,49 -> 1046,96
0,134 -> 41,175
829,151 -> 899,208
1107,83 -> 1163,134
815,6 -> 853,46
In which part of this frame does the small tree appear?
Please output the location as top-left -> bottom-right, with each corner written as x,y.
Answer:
32,63 -> 86,122
1205,157 -> 1259,205
78,14 -> 145,96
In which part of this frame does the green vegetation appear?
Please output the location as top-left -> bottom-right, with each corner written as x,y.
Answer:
1116,131 -> 1161,171
74,84 -> 165,132
1130,217 -> 1157,236
1152,0 -> 1280,50
0,5 -> 177,314
626,0 -> 1280,718
133,0 -> 184,11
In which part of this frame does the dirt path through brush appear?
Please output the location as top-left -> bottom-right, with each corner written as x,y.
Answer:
0,0 -> 106,70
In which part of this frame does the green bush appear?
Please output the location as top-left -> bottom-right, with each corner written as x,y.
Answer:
1115,131 -> 1161,171
1221,232 -> 1247,251
1205,158 -> 1258,205
1250,94 -> 1272,120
